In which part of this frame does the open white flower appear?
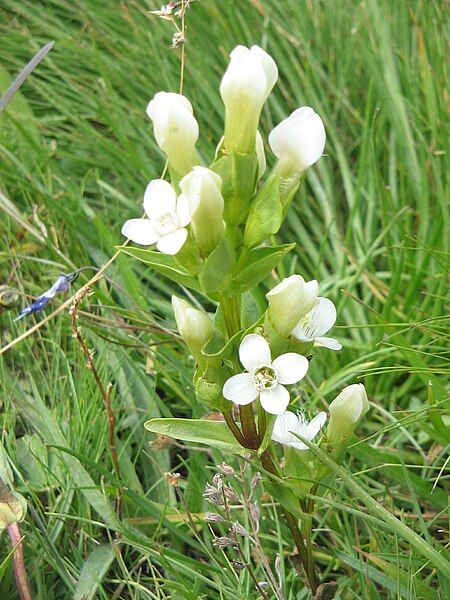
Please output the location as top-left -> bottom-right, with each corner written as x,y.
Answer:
269,106 -> 326,176
121,179 -> 190,255
266,275 -> 318,338
271,410 -> 327,450
222,334 -> 309,415
291,297 -> 341,350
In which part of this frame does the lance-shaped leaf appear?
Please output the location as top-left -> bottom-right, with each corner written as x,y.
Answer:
144,419 -> 249,456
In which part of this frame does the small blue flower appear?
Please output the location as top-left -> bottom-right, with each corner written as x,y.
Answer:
14,271 -> 78,321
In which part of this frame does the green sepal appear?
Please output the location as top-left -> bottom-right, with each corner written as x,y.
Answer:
195,363 -> 231,413
261,316 -> 291,357
202,309 -> 265,361
118,246 -> 202,292
199,237 -> 235,296
283,446 -> 312,499
211,151 -> 258,226
257,413 -> 276,457
244,175 -> 283,248
240,291 -> 261,329
144,418 -> 251,456
229,243 -> 295,295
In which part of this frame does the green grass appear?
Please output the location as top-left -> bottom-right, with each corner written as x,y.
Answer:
0,0 -> 448,598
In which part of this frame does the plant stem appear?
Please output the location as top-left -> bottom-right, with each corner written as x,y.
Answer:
239,405 -> 260,449
222,411 -> 248,447
7,522 -> 32,600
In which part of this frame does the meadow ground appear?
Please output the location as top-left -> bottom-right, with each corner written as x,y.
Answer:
0,0 -> 448,598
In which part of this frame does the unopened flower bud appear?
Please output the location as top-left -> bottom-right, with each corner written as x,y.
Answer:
213,536 -> 234,549
0,479 -> 26,531
223,484 -> 239,502
146,92 -> 199,179
217,463 -> 235,476
269,106 -> 326,178
220,45 -> 277,154
266,275 -> 318,338
231,521 -> 249,537
171,295 -> 213,361
179,167 -> 225,256
205,512 -> 223,522
327,384 -> 369,443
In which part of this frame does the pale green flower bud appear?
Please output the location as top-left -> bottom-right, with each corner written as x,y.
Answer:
0,478 -> 26,531
220,45 -> 277,154
146,92 -> 199,179
171,295 -> 213,361
269,106 -> 326,177
327,384 -> 369,443
266,275 -> 318,338
179,167 -> 225,256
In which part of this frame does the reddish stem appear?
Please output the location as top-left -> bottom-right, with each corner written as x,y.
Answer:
7,522 -> 32,600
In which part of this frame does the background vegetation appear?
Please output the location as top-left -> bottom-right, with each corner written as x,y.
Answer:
0,0 -> 448,598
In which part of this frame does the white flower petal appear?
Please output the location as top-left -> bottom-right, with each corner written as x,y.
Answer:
156,228 -> 188,255
272,353 -> 309,384
121,219 -> 159,245
223,373 -> 258,405
306,412 -> 327,440
309,297 -> 337,337
271,411 -> 299,445
239,334 -> 271,371
315,336 -> 342,351
143,179 -> 177,218
176,194 -> 191,227
259,384 -> 290,415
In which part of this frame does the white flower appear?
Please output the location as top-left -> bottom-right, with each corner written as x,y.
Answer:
222,334 -> 309,415
327,383 -> 369,442
266,275 -> 318,338
121,179 -> 190,255
269,106 -> 326,175
146,92 -> 199,177
220,45 -> 278,154
291,297 -> 341,350
171,295 -> 213,360
271,410 -> 327,450
179,166 -> 225,255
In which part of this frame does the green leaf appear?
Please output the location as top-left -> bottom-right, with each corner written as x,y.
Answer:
118,246 -> 202,292
74,544 -> 115,600
144,419 -> 249,456
199,237 -> 235,296
244,175 -> 283,248
0,542 -> 17,583
262,480 -> 304,520
230,243 -> 295,295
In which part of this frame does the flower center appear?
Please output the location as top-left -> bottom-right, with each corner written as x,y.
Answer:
251,365 -> 278,391
296,313 -> 315,340
154,211 -> 179,236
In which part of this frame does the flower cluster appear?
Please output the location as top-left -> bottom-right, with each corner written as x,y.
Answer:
126,44 -> 369,472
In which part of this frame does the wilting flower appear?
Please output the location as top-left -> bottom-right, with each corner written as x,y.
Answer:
171,295 -> 213,360
0,478 -> 26,531
146,92 -> 199,177
220,45 -> 278,154
291,297 -> 341,350
266,275 -> 318,338
271,410 -> 327,450
327,384 -> 369,443
179,167 -> 225,255
122,179 -> 190,255
269,106 -> 326,176
14,271 -> 79,321
222,334 -> 309,415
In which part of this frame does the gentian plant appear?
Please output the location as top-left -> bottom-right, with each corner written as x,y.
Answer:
120,44 -> 369,594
